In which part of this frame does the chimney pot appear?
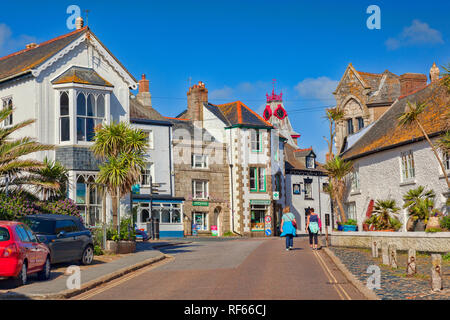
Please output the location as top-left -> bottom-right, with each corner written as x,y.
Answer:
429,62 -> 440,83
76,17 -> 84,30
186,81 -> 208,122
137,73 -> 151,107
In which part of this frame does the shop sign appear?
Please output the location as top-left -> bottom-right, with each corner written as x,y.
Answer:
192,201 -> 209,206
131,184 -> 140,195
250,199 -> 271,205
273,191 -> 279,200
211,225 -> 218,237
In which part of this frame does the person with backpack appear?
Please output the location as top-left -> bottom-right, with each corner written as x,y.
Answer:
280,206 -> 297,251
306,208 -> 321,250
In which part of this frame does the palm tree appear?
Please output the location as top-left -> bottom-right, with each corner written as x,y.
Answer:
398,101 -> 450,189
324,156 -> 353,223
33,157 -> 69,201
323,107 -> 345,160
403,186 -> 436,224
92,122 -> 147,227
0,107 -> 56,195
366,199 -> 401,231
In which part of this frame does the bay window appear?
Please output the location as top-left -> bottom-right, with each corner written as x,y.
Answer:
77,92 -> 105,142
60,92 -> 70,141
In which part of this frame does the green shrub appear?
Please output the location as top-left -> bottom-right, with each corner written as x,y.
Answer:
443,253 -> 450,261
425,227 -> 442,233
345,219 -> 357,226
223,231 -> 235,237
94,245 -> 103,256
440,215 -> 450,230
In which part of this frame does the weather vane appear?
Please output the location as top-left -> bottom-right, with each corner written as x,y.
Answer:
84,9 -> 90,26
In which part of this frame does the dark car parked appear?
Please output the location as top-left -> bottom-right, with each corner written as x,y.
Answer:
23,214 -> 94,265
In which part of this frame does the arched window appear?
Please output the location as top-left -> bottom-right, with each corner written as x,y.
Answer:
60,92 -> 70,141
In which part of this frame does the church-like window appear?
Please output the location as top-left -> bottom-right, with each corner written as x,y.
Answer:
357,117 -> 364,131
60,92 -> 70,142
347,118 -> 354,135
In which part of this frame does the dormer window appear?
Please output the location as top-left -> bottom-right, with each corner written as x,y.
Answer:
347,118 -> 354,135
306,156 -> 315,169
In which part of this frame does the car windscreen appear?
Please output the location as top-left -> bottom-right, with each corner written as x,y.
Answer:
24,218 -> 56,235
0,227 -> 10,241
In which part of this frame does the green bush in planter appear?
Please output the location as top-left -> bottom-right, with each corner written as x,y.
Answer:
440,215 -> 450,230
345,219 -> 357,226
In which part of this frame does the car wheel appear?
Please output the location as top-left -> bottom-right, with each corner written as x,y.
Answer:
80,245 -> 94,265
37,256 -> 51,281
15,263 -> 27,287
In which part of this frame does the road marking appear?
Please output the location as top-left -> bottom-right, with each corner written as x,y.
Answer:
313,250 -> 352,300
73,255 -> 174,300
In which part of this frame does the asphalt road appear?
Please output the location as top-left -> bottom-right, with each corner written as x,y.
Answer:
73,237 -> 367,300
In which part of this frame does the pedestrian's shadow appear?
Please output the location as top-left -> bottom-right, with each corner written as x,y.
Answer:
290,248 -> 303,251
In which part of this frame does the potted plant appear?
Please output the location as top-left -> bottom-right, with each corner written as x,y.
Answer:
342,219 -> 357,231
426,210 -> 443,231
403,186 -> 435,231
336,221 -> 344,231
365,199 -> 402,231
440,215 -> 450,231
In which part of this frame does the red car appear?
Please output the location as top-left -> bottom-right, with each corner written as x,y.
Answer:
0,221 -> 51,286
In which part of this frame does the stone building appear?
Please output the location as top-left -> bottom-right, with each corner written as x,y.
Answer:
172,82 -> 279,237
340,64 -> 449,231
333,63 -> 428,153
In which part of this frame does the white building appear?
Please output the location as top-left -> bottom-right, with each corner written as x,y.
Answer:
340,75 -> 449,231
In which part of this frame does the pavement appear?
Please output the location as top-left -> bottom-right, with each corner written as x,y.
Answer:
0,240 -> 183,300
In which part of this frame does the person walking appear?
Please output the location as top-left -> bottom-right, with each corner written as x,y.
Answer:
280,206 -> 297,251
306,208 -> 321,250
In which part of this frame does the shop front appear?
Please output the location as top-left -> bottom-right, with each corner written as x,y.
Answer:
133,195 -> 185,238
250,199 -> 272,236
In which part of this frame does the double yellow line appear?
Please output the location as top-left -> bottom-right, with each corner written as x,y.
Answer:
313,250 -> 352,300
74,256 -> 173,300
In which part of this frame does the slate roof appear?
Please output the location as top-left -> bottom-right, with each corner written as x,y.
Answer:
129,96 -> 169,122
284,143 -> 326,174
51,66 -> 113,87
341,80 -> 450,160
0,27 -> 88,83
357,70 -> 401,106
0,27 -> 137,85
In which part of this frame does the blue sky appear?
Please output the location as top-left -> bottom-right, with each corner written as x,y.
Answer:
1,0 -> 449,161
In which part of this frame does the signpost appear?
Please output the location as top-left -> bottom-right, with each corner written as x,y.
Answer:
264,215 -> 272,237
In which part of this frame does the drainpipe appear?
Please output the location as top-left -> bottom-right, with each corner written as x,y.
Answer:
229,130 -> 242,237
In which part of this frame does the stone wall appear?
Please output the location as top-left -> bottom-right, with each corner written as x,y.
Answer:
55,145 -> 102,171
330,231 -> 450,253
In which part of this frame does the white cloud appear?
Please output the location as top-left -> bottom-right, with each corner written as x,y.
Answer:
385,20 -> 444,50
0,23 -> 36,56
294,77 -> 338,103
209,86 -> 234,100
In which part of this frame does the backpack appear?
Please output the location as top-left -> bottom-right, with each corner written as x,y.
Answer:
309,221 -> 319,234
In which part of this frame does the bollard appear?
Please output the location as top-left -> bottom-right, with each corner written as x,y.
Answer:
388,243 -> 398,268
406,249 -> 417,276
381,242 -> 389,265
431,254 -> 443,292
371,240 -> 379,258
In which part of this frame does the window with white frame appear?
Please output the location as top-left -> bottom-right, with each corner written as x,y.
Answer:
192,180 -> 208,199
251,129 -> 262,152
141,162 -> 154,186
306,156 -> 315,169
304,180 -> 313,199
192,154 -> 208,169
76,92 -> 105,142
444,151 -> 449,171
2,97 -> 13,126
75,174 -> 102,226
59,91 -> 70,142
351,168 -> 360,192
347,202 -> 356,220
401,150 -> 415,182
143,130 -> 154,149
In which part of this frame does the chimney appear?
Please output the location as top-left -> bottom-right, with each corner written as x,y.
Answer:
76,17 -> 84,30
399,73 -> 427,96
429,62 -> 440,83
25,43 -> 38,49
186,81 -> 208,122
136,74 -> 152,107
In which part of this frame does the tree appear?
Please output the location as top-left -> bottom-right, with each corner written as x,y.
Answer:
323,156 -> 353,223
33,157 -> 69,201
366,199 -> 402,231
323,107 -> 345,160
0,107 -> 56,195
398,101 -> 450,189
91,122 -> 147,227
403,186 -> 436,224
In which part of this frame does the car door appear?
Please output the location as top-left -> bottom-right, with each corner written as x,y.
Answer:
51,220 -> 75,263
15,225 -> 36,271
68,220 -> 85,260
23,224 -> 46,269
